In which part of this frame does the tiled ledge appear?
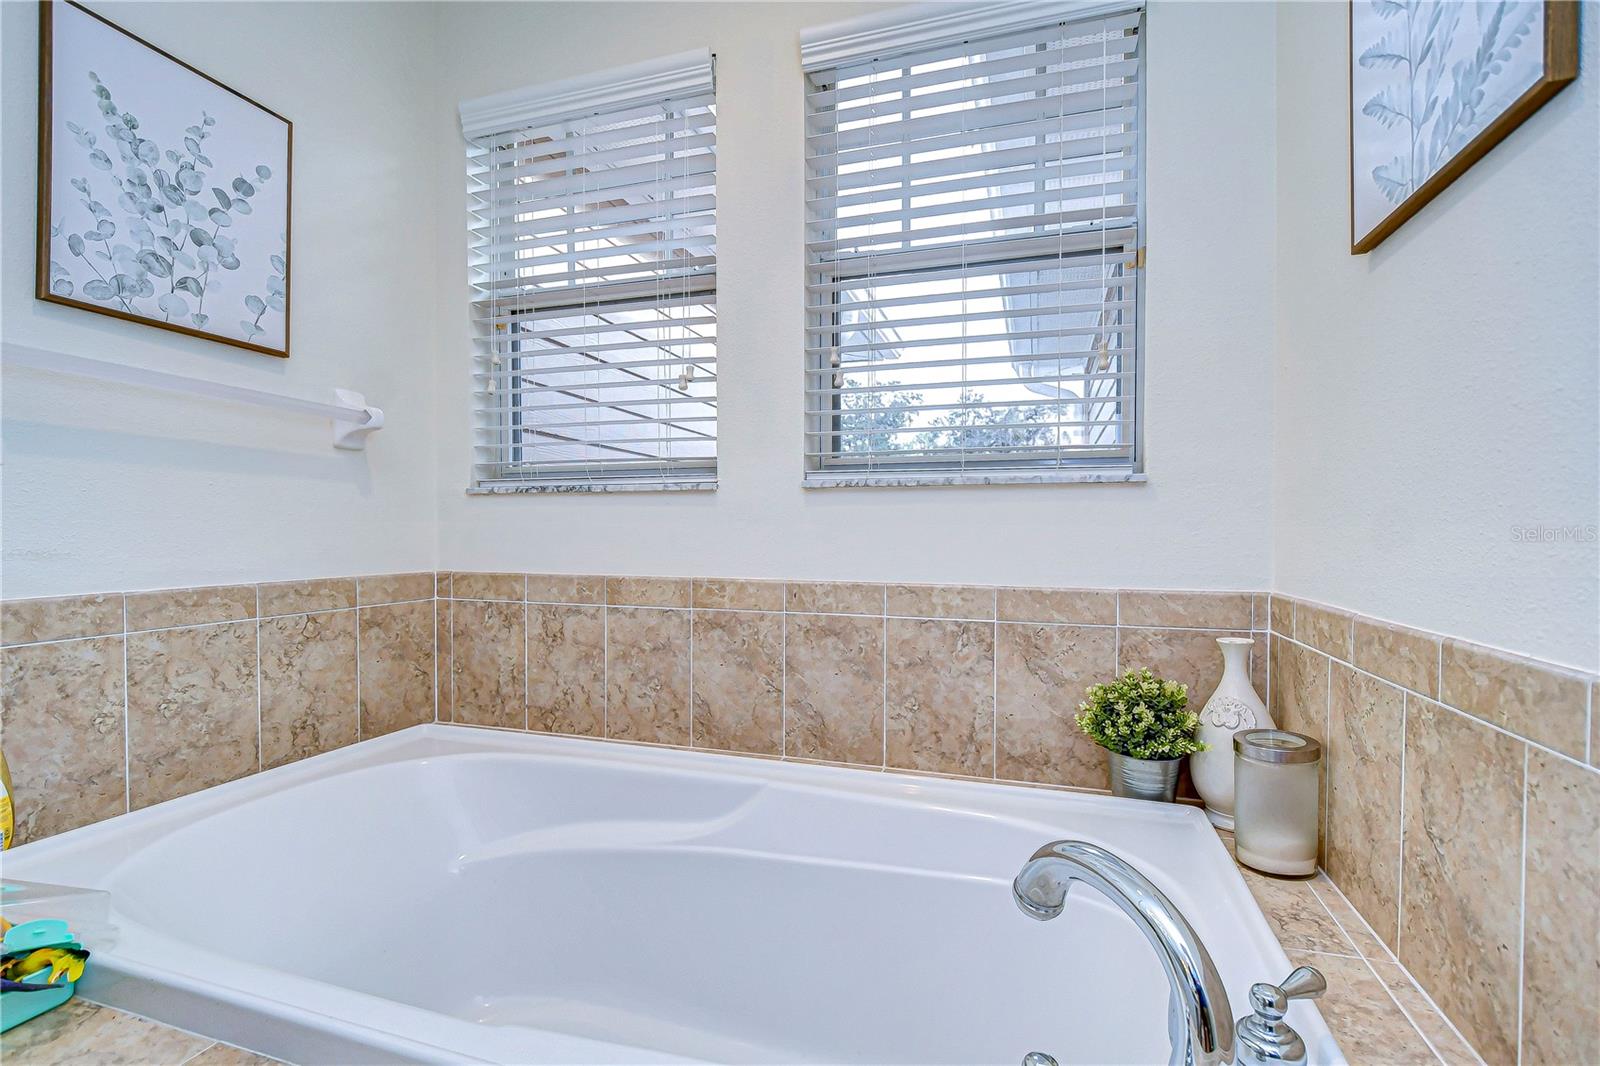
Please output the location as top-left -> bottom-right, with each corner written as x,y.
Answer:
1218,831 -> 1483,1065
0,997 -> 280,1065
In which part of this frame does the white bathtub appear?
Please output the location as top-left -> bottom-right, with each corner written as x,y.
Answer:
2,725 -> 1341,1064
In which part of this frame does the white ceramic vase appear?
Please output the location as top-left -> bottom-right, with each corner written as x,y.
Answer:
1190,636 -> 1271,830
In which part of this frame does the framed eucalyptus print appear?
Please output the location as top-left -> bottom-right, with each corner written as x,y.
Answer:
1349,0 -> 1578,254
36,0 -> 293,357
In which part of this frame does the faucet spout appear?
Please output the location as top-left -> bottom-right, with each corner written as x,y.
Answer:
1013,840 -> 1234,1066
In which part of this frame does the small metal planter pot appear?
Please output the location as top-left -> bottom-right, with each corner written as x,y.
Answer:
1108,752 -> 1182,802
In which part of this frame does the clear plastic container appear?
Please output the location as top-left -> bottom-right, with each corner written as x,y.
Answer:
1,879 -> 118,951
1233,730 -> 1322,876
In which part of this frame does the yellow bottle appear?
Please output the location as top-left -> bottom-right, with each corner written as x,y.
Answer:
0,747 -> 14,850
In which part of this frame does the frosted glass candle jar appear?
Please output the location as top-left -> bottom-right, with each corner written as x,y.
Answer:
1233,730 -> 1322,876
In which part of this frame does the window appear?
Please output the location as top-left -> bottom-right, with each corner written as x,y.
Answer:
462,53 -> 717,491
802,7 -> 1143,485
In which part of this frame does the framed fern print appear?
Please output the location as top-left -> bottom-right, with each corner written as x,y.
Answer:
37,0 -> 293,356
1349,0 -> 1577,254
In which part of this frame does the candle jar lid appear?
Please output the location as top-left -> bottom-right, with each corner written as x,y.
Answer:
1234,728 -> 1321,764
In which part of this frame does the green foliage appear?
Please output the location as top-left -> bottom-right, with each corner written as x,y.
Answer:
1075,668 -> 1205,761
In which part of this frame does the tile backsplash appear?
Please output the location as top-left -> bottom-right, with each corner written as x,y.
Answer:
1267,595 -> 1598,1066
3,571 -> 1595,1064
437,574 -> 1268,790
0,575 -> 435,842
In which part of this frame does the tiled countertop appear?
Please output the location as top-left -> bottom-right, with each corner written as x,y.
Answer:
2,829 -> 1482,1066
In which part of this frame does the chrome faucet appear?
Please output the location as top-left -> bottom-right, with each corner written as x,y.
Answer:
1012,840 -> 1235,1066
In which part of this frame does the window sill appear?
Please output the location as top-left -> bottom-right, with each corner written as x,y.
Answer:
469,480 -> 717,495
802,470 -> 1147,489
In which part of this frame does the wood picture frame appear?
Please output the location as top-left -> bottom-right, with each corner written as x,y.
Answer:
1349,0 -> 1578,255
36,0 -> 293,357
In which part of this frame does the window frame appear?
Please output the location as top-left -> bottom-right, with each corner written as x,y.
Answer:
801,10 -> 1147,488
462,53 -> 719,494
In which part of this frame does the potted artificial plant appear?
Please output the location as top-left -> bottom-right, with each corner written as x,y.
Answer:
1075,668 -> 1206,802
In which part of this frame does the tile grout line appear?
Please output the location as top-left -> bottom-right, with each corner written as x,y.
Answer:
1396,691 -> 1407,960
1308,878 -> 1451,1066
254,587 -> 262,775
354,603 -> 363,743
1515,743 -> 1529,1066
1275,631 -> 1596,775
780,596 -> 788,759
121,594 -> 130,815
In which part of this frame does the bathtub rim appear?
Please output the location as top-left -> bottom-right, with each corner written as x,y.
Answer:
2,724 -> 1342,1065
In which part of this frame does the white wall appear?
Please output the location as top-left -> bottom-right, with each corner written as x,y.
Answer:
0,1 -> 439,598
430,1 -> 1280,592
1273,1 -> 1599,670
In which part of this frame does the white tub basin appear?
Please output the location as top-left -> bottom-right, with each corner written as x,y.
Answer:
1,725 -> 1341,1064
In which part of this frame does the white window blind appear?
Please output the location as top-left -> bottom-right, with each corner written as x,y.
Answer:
463,53 -> 717,491
802,6 -> 1143,484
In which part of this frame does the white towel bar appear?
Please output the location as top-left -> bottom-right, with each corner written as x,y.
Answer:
1,342 -> 385,451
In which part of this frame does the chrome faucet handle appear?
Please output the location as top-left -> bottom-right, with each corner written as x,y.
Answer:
1235,966 -> 1326,1065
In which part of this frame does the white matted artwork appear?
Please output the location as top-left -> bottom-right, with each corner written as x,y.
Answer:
37,0 -> 292,356
1349,0 -> 1578,254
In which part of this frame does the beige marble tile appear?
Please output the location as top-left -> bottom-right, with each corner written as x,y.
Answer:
1309,875 -> 1393,962
1353,616 -> 1440,696
785,581 -> 883,616
885,618 -> 994,777
784,613 -> 884,765
606,576 -> 690,608
1325,662 -> 1403,947
1400,698 -> 1524,1065
1270,636 -> 1329,742
1521,750 -> 1600,1066
996,586 -> 1116,625
260,610 -> 357,769
1369,959 -> 1486,1065
1117,590 -> 1253,630
1439,639 -> 1589,759
126,584 -> 255,631
450,599 -> 525,729
127,621 -> 258,809
1239,867 -> 1354,955
692,610 -> 782,755
0,998 -> 214,1065
886,584 -> 995,620
1119,627 -> 1255,709
1287,951 -> 1439,1065
0,637 -> 125,842
527,603 -> 605,737
692,578 -> 784,612
451,571 -> 523,602
359,601 -> 436,739
526,574 -> 606,605
994,622 -> 1116,789
1268,593 -> 1293,635
356,571 -> 433,605
257,577 -> 355,616
2,593 -> 123,646
435,598 -> 451,722
1593,680 -> 1598,769
186,1043 -> 287,1065
1269,636 -> 1331,861
435,571 -> 452,597
1296,601 -> 1353,660
606,607 -> 690,744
